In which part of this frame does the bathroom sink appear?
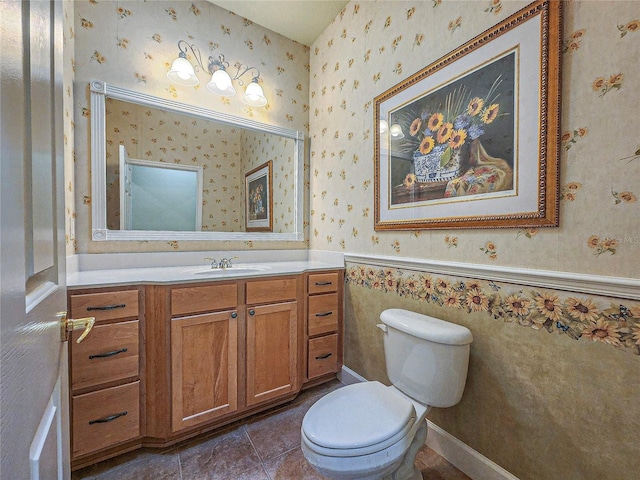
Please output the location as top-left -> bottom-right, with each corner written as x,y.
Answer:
185,265 -> 270,276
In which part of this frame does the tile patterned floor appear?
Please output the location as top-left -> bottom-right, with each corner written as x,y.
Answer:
73,381 -> 471,480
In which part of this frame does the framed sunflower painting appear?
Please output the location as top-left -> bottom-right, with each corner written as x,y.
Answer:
374,0 -> 562,230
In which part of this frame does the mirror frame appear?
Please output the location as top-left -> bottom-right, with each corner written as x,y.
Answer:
90,80 -> 305,242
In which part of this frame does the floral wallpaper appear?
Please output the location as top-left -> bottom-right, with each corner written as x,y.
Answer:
308,0 -> 640,279
63,0 -> 76,255
71,0 -> 310,252
346,262 -> 640,356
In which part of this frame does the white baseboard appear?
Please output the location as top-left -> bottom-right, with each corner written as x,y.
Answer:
426,420 -> 519,480
337,365 -> 367,385
339,367 -> 519,480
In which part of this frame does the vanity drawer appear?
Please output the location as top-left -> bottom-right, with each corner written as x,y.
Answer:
308,334 -> 339,379
71,320 -> 139,391
246,277 -> 297,305
171,283 -> 238,316
72,381 -> 140,458
308,293 -> 339,337
70,290 -> 139,322
308,273 -> 339,294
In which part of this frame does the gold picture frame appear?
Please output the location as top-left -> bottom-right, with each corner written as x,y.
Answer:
374,0 -> 562,230
245,160 -> 273,232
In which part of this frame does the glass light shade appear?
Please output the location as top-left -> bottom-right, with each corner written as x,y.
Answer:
242,81 -> 267,107
206,69 -> 236,97
166,56 -> 199,86
379,119 -> 389,134
390,123 -> 404,139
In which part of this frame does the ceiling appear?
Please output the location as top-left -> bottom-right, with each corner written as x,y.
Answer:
208,1 -> 349,46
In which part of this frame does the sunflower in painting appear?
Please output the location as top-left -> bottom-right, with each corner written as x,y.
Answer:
393,75 -> 505,174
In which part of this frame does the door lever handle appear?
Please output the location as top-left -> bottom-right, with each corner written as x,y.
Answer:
57,311 -> 96,343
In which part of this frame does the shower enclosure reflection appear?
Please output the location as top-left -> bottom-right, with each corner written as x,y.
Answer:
118,145 -> 203,231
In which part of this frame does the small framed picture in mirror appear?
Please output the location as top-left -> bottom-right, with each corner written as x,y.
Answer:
245,160 -> 273,232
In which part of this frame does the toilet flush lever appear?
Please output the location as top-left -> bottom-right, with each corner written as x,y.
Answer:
376,324 -> 388,333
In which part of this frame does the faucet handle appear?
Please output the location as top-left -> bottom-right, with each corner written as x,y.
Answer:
228,256 -> 239,266
204,257 -> 218,268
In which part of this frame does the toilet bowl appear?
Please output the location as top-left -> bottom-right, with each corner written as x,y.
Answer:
301,381 -> 429,480
301,309 -> 473,480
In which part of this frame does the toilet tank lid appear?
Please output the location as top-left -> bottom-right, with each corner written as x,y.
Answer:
380,309 -> 473,345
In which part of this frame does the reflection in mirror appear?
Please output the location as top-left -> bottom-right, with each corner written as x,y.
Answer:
118,145 -> 203,231
106,98 -> 293,233
90,81 -> 304,241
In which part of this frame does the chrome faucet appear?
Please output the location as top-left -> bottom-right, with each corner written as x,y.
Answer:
204,256 -> 238,269
218,256 -> 239,269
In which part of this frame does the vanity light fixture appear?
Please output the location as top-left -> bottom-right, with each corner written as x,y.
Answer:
167,40 -> 267,107
380,118 -> 403,139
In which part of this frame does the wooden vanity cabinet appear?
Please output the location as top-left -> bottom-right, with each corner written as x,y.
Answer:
67,287 -> 143,464
305,271 -> 344,383
168,277 -> 302,433
69,269 -> 342,470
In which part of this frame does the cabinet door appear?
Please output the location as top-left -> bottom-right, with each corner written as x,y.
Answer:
171,310 -> 238,432
246,302 -> 298,407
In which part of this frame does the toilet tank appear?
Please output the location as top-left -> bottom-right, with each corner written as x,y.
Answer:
380,309 -> 473,408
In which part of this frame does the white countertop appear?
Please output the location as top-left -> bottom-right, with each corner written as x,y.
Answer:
66,250 -> 344,288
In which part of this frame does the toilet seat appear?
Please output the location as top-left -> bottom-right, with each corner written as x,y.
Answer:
302,381 -> 416,457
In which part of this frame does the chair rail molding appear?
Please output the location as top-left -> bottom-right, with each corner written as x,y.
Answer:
344,254 -> 640,300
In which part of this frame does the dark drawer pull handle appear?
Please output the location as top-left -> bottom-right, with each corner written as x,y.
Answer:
88,411 -> 128,425
315,282 -> 333,286
231,312 -> 238,319
89,348 -> 128,360
315,311 -> 333,317
249,309 -> 255,316
315,352 -> 333,360
86,304 -> 126,311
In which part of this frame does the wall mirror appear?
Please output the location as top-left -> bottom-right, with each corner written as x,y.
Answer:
90,80 -> 304,241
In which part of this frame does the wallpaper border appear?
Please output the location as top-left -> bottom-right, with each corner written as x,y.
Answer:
345,256 -> 640,356
344,253 -> 640,300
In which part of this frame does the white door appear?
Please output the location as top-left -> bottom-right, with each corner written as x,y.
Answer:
1,1 -> 70,479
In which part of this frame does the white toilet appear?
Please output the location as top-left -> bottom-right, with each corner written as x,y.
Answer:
301,308 -> 473,480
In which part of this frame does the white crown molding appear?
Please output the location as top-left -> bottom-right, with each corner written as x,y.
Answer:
344,253 -> 640,300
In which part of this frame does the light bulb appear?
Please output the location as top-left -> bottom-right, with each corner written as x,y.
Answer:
167,56 -> 198,86
207,69 -> 236,96
242,81 -> 267,107
380,119 -> 389,134
213,70 -> 232,90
